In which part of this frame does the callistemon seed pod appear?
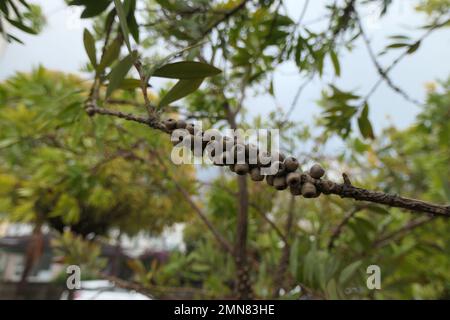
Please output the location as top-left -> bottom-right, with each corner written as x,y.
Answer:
203,128 -> 222,143
256,150 -> 270,167
273,176 -> 288,190
320,180 -> 334,194
284,156 -> 299,172
290,185 -> 302,196
163,118 -> 177,131
250,167 -> 264,181
301,182 -> 317,198
186,123 -> 195,135
266,175 -> 275,186
286,172 -> 301,186
176,119 -> 187,129
235,163 -> 250,175
309,163 -> 325,179
171,128 -> 188,146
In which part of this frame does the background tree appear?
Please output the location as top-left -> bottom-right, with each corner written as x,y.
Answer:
0,68 -> 196,288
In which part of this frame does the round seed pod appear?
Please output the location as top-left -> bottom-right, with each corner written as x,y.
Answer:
163,118 -> 177,131
266,175 -> 275,186
301,182 -> 317,198
273,176 -> 288,190
319,180 -> 334,194
176,119 -> 187,129
290,185 -> 302,196
234,163 -> 249,175
309,163 -> 325,179
250,167 -> 264,181
284,156 -> 299,172
258,150 -> 272,167
186,123 -> 195,135
286,172 -> 301,186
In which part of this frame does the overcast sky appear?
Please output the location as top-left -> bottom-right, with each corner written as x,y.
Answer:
1,0 -> 449,136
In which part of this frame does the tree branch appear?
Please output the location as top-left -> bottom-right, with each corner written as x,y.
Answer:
84,105 -> 450,218
328,205 -> 365,250
356,12 -> 422,106
314,174 -> 450,217
373,216 -> 435,249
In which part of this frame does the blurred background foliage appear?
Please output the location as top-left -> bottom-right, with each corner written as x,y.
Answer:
0,0 -> 449,299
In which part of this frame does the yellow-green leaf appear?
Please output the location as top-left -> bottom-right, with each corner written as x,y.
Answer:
106,51 -> 137,98
159,78 -> 204,106
83,28 -> 97,67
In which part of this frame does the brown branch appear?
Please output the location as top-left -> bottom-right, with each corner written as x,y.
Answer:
249,201 -> 287,243
362,15 -> 449,104
373,216 -> 435,249
85,104 -> 168,133
328,205 -> 365,250
356,12 -> 422,106
314,174 -> 450,217
85,105 -> 450,218
199,0 -> 249,40
272,195 -> 296,298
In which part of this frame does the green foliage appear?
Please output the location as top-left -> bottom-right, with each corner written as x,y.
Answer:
0,0 -> 45,43
0,67 -> 196,236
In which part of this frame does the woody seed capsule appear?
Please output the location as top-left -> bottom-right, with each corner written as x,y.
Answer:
250,167 -> 265,181
309,164 -> 325,179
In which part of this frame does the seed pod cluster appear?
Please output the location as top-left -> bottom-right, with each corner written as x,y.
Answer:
163,118 -> 328,198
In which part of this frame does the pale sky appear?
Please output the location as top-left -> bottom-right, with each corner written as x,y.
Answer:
1,0 -> 449,137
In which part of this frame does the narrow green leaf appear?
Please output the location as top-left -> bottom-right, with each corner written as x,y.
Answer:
118,78 -> 142,90
407,41 -> 421,54
159,78 -> 204,106
326,279 -> 339,300
357,103 -> 375,139
106,51 -> 137,98
329,49 -> 340,77
83,28 -> 97,67
113,0 -> 131,52
339,260 -> 362,285
386,42 -> 410,49
388,34 -> 410,40
152,61 -> 221,79
80,0 -> 111,18
6,19 -> 37,35
98,38 -> 122,73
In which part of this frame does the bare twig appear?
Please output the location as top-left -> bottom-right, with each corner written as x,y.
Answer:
356,12 -> 422,106
328,205 -> 365,250
373,216 -> 435,248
